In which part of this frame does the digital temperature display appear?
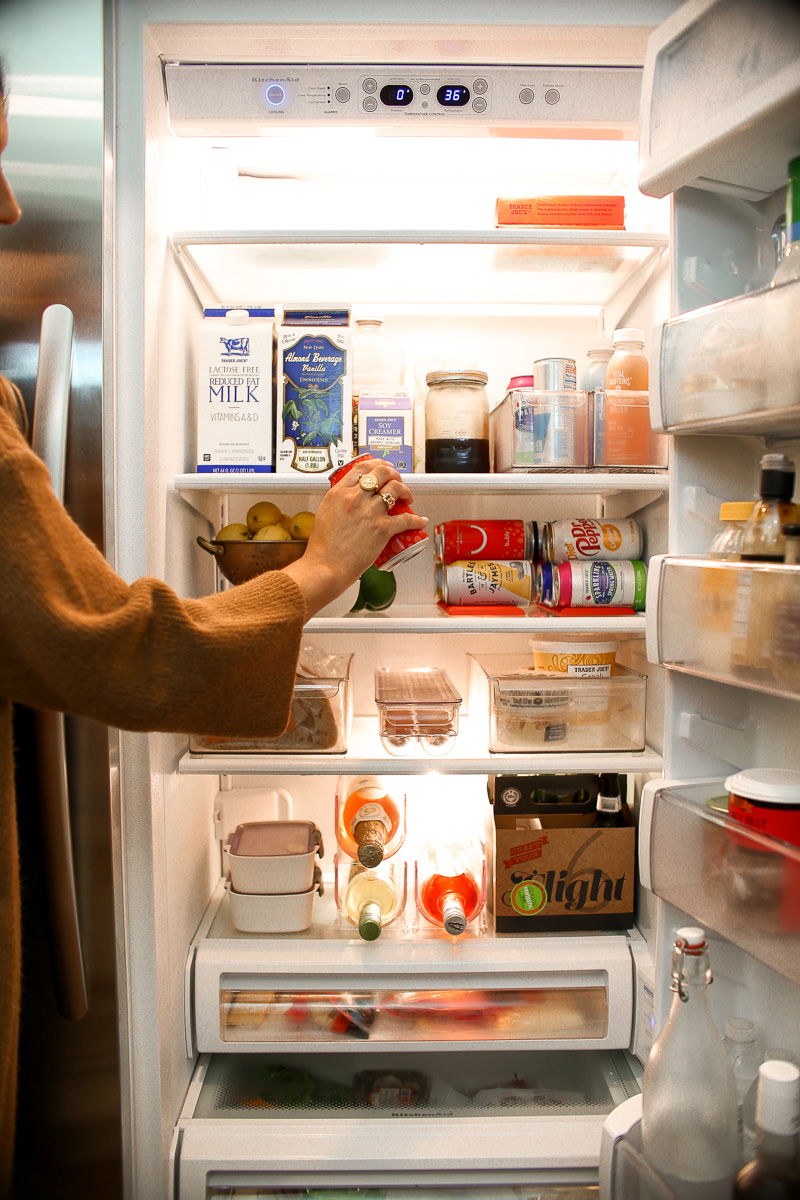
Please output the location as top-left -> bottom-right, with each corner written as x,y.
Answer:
380,84 -> 414,107
437,85 -> 470,107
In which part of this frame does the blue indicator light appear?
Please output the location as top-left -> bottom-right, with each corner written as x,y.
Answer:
265,84 -> 286,106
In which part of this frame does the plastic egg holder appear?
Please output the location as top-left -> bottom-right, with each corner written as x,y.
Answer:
374,667 -> 462,757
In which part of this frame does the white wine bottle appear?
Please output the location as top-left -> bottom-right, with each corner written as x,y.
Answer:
641,927 -> 739,1200
337,859 -> 405,942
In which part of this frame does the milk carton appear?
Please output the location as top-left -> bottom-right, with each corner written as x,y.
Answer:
196,307 -> 275,473
356,389 -> 414,473
277,308 -> 352,474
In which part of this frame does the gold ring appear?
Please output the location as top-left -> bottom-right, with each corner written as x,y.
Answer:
380,491 -> 396,512
359,472 -> 380,493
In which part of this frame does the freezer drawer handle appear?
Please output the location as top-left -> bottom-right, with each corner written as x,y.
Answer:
32,304 -> 89,1021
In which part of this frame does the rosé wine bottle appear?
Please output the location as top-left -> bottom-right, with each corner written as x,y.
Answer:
416,842 -> 485,936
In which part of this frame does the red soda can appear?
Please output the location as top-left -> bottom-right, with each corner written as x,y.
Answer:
329,454 -> 429,571
434,520 -> 538,563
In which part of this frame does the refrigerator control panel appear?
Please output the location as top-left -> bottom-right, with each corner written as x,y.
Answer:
163,63 -> 641,132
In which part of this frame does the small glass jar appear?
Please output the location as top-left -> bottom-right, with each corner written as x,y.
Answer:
424,369 -> 490,473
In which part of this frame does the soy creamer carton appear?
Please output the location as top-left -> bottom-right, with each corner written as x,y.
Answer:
197,307 -> 275,473
277,308 -> 352,474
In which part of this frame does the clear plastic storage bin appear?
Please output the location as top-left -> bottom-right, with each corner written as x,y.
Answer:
491,387 -> 590,471
468,655 -> 647,753
189,653 -> 353,754
594,390 -> 668,468
374,667 -> 462,756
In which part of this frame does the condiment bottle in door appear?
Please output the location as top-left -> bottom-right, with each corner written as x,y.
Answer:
605,327 -> 658,467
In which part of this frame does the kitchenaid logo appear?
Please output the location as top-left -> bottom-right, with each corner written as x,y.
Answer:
251,76 -> 299,83
502,831 -> 628,912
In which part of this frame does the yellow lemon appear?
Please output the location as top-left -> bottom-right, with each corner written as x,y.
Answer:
280,512 -> 293,533
289,510 -> 315,540
252,523 -> 292,542
246,500 -> 282,534
215,522 -> 251,541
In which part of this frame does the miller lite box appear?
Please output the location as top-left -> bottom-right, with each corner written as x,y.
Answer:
277,307 -> 353,474
486,771 -> 635,933
196,307 -> 275,474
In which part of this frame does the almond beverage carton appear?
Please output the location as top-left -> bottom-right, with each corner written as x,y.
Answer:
196,307 -> 275,473
277,307 -> 353,474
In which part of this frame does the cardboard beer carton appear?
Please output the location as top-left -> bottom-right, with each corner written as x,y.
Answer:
486,772 -> 636,933
277,307 -> 353,474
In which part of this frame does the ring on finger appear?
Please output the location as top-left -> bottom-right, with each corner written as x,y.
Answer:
380,490 -> 396,512
359,472 -> 380,493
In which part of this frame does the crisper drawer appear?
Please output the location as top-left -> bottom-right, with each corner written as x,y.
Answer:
639,780 -> 800,986
171,1048 -> 641,1200
646,555 -> 800,699
188,883 -> 635,1054
651,278 -> 800,436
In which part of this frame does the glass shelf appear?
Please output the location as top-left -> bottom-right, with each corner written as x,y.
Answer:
652,277 -> 800,435
176,471 -> 669,497
178,717 -> 663,776
650,556 -> 800,700
641,781 -> 800,986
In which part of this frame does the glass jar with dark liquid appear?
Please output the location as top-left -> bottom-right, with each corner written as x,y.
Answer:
424,369 -> 490,473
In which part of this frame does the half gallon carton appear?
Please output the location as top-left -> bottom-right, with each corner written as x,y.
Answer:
196,307 -> 275,474
277,308 -> 353,474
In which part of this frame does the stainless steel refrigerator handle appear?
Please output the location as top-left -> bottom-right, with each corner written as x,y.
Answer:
31,304 -> 89,1021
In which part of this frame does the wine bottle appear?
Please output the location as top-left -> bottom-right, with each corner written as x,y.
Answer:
337,858 -> 405,942
771,156 -> 800,287
593,772 -> 626,827
734,1060 -> 800,1198
336,776 -> 404,867
416,842 -> 484,936
641,927 -> 739,1200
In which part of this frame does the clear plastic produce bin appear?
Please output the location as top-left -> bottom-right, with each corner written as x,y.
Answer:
189,653 -> 353,753
468,655 -> 647,753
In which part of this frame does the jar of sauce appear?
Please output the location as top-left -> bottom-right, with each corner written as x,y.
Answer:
424,369 -> 490,473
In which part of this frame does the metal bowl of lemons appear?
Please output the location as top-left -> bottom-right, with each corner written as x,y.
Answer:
196,501 -> 312,585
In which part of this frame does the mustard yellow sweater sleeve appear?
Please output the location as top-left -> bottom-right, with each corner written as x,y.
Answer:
0,394 -> 306,737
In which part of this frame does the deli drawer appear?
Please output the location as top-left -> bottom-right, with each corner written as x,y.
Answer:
171,1048 -> 641,1199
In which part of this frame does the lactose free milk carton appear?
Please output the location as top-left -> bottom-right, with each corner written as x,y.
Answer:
197,307 -> 275,473
277,308 -> 352,474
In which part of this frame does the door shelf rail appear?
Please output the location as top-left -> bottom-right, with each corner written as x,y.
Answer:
647,555 -> 800,701
639,780 -> 800,986
651,277 -> 800,437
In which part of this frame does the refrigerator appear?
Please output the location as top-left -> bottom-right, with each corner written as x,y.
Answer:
12,0 -> 800,1196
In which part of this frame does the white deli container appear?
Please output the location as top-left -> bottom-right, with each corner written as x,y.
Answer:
226,866 -> 324,934
225,820 -> 323,895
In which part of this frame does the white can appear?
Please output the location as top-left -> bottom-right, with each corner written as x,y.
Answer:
437,560 -> 532,607
197,307 -> 275,474
544,517 -> 643,562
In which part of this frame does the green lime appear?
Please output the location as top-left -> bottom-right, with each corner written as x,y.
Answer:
349,564 -> 397,613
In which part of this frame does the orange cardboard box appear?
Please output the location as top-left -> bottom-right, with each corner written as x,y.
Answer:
496,194 -> 625,229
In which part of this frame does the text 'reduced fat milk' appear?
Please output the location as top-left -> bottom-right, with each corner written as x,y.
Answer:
197,307 -> 275,473
278,308 -> 353,474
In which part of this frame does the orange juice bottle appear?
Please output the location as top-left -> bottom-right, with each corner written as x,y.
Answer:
605,328 -> 653,466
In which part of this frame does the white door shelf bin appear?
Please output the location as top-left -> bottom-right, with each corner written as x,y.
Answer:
171,1048 -> 641,1199
187,882 -> 636,1055
639,780 -> 800,986
650,277 -> 800,435
646,555 -> 800,700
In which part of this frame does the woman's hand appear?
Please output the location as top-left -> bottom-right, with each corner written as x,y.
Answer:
283,458 -> 429,619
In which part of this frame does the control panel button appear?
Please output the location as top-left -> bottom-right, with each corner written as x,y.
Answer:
335,87 -> 350,104
420,83 -> 431,95
363,96 -> 378,112
545,88 -> 561,105
473,78 -> 488,94
472,97 -> 487,113
519,88 -> 534,105
362,77 -> 377,94
265,83 -> 286,106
